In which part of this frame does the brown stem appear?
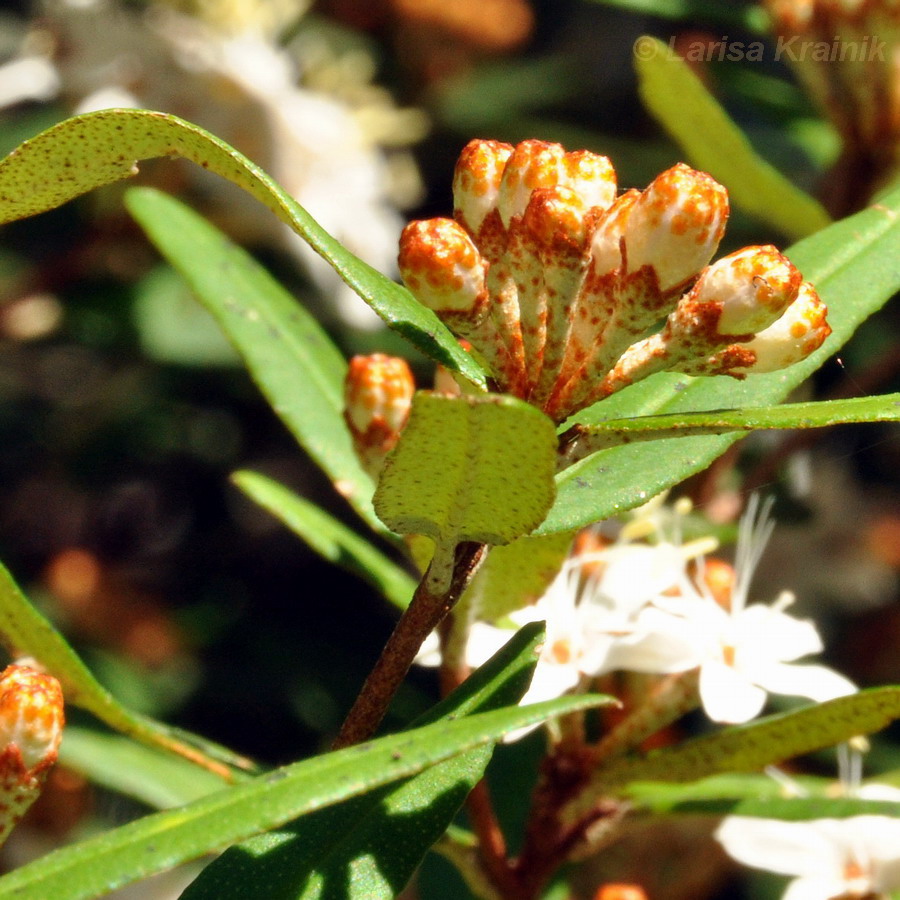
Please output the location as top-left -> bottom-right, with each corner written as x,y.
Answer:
589,669 -> 700,767
332,541 -> 486,749
466,779 -> 521,897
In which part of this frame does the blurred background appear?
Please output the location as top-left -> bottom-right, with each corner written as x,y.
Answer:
0,0 -> 898,897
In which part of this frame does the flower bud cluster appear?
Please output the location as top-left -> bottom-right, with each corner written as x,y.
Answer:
344,353 -> 416,478
399,139 -> 830,422
0,663 -> 64,847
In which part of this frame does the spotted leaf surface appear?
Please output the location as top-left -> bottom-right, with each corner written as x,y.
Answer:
0,108 -> 486,388
374,392 -> 557,589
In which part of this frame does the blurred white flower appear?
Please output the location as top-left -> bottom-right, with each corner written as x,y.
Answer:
603,496 -> 856,723
0,0 -> 427,329
718,745 -> 900,899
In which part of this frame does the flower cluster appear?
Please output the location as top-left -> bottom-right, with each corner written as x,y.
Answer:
399,139 -> 830,422
418,496 -> 854,729
0,663 -> 64,847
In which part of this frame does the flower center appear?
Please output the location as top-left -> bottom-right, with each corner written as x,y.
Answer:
549,638 -> 574,665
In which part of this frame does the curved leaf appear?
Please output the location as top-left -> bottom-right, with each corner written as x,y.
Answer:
125,187 -> 382,528
180,623 -> 559,900
634,35 -> 830,240
564,687 -> 900,823
0,109 -> 486,388
541,184 -> 900,534
231,471 -> 415,609
0,563 -> 247,779
0,694 -> 608,900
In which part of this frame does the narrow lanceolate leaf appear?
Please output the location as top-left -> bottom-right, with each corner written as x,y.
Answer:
0,694 -> 609,900
634,35 -> 830,240
59,727 -> 232,810
584,0 -> 768,31
0,564 -> 247,779
559,393 -> 900,462
0,109 -> 486,389
231,470 -> 416,610
563,687 -> 900,824
374,392 -> 558,591
626,775 -> 900,821
182,624 -> 591,900
126,188 -> 382,529
542,183 -> 900,535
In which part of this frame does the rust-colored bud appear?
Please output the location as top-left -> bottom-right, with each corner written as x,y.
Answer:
344,354 -> 415,479
0,663 -> 64,847
623,163 -> 729,293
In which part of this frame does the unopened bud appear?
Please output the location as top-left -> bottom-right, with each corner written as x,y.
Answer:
691,245 -> 803,336
344,354 -> 415,479
452,139 -> 514,238
0,664 -> 64,847
733,282 -> 831,373
496,139 -> 566,228
399,218 -> 489,330
623,163 -> 729,292
559,150 -> 617,212
594,885 -> 649,900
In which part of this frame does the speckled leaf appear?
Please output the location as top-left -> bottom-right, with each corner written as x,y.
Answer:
180,624 -> 583,900
564,687 -> 900,823
541,183 -> 900,534
561,393 -> 900,459
635,35 -> 830,240
626,774 -> 900,820
0,563 -> 245,778
0,108 -> 486,388
126,187 -> 381,530
231,470 -> 416,610
374,392 -> 557,590
0,693 -> 609,900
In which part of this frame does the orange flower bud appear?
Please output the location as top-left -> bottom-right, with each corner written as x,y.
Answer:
623,163 -> 728,293
452,139 -> 514,239
344,354 -> 415,478
496,139 -> 566,227
0,663 -> 64,847
398,218 -> 488,326
594,884 -> 648,900
733,282 -> 831,374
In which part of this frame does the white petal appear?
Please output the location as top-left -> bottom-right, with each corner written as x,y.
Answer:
600,627 -> 701,676
748,661 -> 856,704
591,543 -> 687,612
782,875 -> 857,900
466,623 -> 517,668
715,817 -> 845,878
734,604 -> 824,662
699,659 -> 767,723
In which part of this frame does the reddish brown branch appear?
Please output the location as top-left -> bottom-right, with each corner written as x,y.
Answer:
332,541 -> 486,749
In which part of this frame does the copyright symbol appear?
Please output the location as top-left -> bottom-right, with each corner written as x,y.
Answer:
633,36 -> 658,61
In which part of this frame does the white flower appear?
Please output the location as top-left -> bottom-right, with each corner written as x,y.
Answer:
601,496 -> 855,723
716,811 -> 900,900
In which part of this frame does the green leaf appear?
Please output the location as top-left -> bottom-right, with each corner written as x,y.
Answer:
0,109 -> 485,389
231,470 -> 416,609
626,774 -> 900,820
374,392 -> 558,591
560,393 -> 900,459
0,694 -> 608,900
463,532 -> 575,622
60,727 -> 234,810
125,187 -> 385,529
583,0 -> 769,31
0,563 -> 246,778
541,183 -> 900,534
634,35 -> 830,240
181,623 -> 572,900
564,687 -> 900,823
